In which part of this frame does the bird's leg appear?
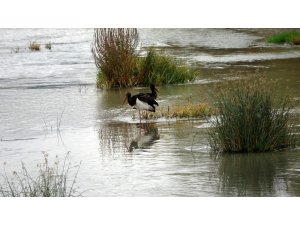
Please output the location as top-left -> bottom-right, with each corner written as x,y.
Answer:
139,110 -> 141,123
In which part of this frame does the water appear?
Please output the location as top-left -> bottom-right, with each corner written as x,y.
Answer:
0,28 -> 300,196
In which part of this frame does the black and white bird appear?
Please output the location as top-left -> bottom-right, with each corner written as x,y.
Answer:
125,85 -> 159,122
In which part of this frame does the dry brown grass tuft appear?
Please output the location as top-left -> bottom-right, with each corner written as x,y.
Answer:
141,102 -> 213,120
28,41 -> 40,51
92,28 -> 139,88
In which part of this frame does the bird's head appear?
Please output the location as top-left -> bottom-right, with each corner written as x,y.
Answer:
126,92 -> 131,98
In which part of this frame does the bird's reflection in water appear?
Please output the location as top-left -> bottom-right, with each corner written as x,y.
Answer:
98,121 -> 160,155
127,123 -> 160,152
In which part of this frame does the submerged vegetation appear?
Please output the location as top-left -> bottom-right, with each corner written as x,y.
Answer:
11,41 -> 52,53
45,42 -> 52,50
209,75 -> 296,153
267,31 -> 300,45
91,28 -> 197,88
28,41 -> 41,51
11,46 -> 20,53
0,152 -> 82,197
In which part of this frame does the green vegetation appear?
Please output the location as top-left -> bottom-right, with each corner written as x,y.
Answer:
137,49 -> 196,86
209,76 -> 296,153
141,102 -> 213,119
45,42 -> 52,50
91,28 -> 197,88
267,31 -> 300,45
0,152 -> 82,197
28,41 -> 40,51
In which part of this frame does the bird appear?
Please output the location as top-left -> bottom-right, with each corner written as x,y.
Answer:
125,86 -> 159,123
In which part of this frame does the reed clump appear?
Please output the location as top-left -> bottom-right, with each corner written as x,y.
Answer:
92,28 -> 139,88
0,152 -> 82,197
209,75 -> 296,153
45,42 -> 52,50
91,28 -> 197,88
137,49 -> 196,86
28,41 -> 40,51
141,102 -> 213,119
267,31 -> 300,45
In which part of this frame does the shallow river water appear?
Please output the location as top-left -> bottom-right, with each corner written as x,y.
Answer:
0,29 -> 299,196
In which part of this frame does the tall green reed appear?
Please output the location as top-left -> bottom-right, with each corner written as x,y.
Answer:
209,75 -> 296,153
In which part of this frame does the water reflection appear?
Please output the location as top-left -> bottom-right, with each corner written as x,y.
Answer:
127,123 -> 160,152
217,153 -> 288,196
288,173 -> 300,196
97,122 -> 159,155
